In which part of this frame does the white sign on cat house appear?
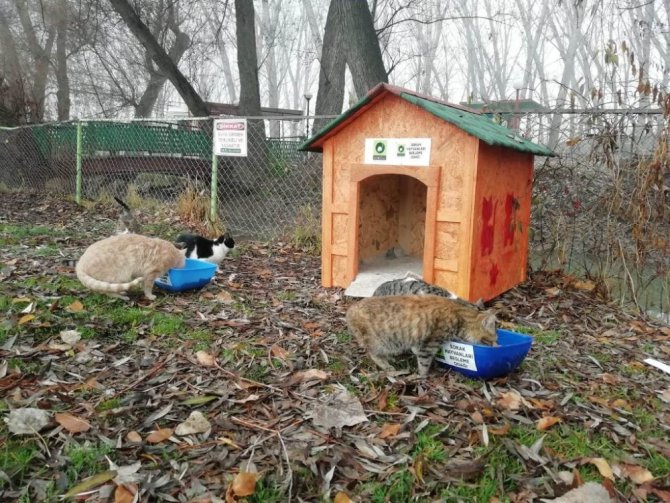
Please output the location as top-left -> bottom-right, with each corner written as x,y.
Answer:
364,138 -> 431,166
213,119 -> 248,157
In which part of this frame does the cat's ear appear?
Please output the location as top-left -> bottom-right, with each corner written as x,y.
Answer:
174,241 -> 187,250
480,312 -> 497,332
474,298 -> 485,309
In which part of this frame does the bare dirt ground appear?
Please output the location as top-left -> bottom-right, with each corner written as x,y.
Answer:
0,191 -> 669,502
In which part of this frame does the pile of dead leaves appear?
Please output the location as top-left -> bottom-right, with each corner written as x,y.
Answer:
0,192 -> 669,502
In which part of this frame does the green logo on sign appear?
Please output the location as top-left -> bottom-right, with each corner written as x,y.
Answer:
397,144 -> 405,155
374,141 -> 386,154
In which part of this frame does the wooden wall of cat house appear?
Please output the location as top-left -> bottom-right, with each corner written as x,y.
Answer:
300,83 -> 555,303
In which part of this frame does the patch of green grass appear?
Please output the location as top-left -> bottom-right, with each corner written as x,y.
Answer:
361,469 -> 413,503
412,424 -> 447,462
335,330 -> 352,343
0,439 -> 40,488
275,290 -> 297,302
183,329 -> 214,352
588,351 -> 613,365
151,313 -> 185,336
107,306 -> 148,326
121,327 -> 139,344
97,398 -> 121,411
441,445 -> 522,502
243,477 -> 283,503
232,300 -> 253,317
513,326 -> 561,344
245,364 -> 270,381
7,358 -> 41,375
327,358 -> 346,374
34,244 -> 61,257
65,441 -> 113,483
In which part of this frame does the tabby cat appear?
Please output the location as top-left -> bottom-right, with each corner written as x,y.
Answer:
76,233 -> 185,300
373,273 -> 485,309
346,295 -> 497,376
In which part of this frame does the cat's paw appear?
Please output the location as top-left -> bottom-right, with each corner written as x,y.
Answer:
145,293 -> 157,301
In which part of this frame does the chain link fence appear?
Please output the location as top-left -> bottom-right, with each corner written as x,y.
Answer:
0,116 -> 329,239
1,109 -> 668,316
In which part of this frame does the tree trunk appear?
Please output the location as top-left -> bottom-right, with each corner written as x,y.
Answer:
234,0 -> 266,193
338,0 -> 387,98
235,0 -> 261,116
107,0 -> 209,117
55,0 -> 70,121
313,0 -> 346,132
0,8 -> 25,124
14,0 -> 55,121
261,0 -> 279,137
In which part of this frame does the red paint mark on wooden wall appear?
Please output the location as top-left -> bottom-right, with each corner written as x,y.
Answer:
481,197 -> 497,256
503,193 -> 518,247
489,262 -> 499,285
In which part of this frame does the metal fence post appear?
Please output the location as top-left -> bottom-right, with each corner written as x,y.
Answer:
75,122 -> 82,204
210,150 -> 218,220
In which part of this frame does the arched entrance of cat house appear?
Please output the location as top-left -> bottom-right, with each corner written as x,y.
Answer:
345,165 -> 440,297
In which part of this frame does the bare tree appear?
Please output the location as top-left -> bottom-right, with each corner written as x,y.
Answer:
107,0 -> 208,117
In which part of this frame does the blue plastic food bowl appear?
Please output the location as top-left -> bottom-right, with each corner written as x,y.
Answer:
154,258 -> 217,292
435,329 -> 533,379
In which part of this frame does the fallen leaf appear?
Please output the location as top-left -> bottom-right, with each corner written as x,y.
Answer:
114,484 -> 137,503
311,389 -> 368,429
66,300 -> 85,313
231,471 -> 257,497
62,470 -> 117,498
270,344 -> 289,360
146,427 -> 173,443
333,492 -> 353,503
175,411 -> 211,435
18,314 -> 35,325
573,279 -> 595,291
611,398 -> 631,410
488,423 -> 511,436
126,431 -> 142,443
660,389 -> 670,403
20,301 -> 35,314
216,290 -> 235,304
378,423 -> 402,439
196,350 -> 216,367
584,457 -> 614,480
537,416 -> 561,431
55,412 -> 91,433
60,329 -> 81,345
285,368 -> 330,386
613,463 -> 654,484
497,391 -> 528,411
4,408 -> 51,434
545,287 -> 561,297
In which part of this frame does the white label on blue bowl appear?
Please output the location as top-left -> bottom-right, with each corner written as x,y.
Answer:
436,342 -> 477,371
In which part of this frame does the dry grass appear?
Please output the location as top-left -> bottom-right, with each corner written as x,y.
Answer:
176,182 -> 225,237
290,204 -> 321,255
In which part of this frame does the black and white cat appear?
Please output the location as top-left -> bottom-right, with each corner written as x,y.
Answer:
175,231 -> 235,268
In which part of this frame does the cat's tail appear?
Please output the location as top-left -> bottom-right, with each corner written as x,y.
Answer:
113,196 -> 131,212
76,263 -> 143,293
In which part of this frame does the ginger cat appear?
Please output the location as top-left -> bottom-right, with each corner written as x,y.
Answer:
346,295 -> 497,377
76,234 -> 185,300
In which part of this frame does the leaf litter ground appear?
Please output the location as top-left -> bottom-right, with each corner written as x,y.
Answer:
0,192 -> 669,502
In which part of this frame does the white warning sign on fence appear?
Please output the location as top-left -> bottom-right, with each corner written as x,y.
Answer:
213,118 -> 248,157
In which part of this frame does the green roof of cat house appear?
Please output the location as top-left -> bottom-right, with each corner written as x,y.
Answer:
300,83 -> 555,302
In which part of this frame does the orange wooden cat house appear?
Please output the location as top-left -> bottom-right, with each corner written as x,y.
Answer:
300,83 -> 554,301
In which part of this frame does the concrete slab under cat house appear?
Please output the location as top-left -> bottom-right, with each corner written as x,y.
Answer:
300,83 -> 555,302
